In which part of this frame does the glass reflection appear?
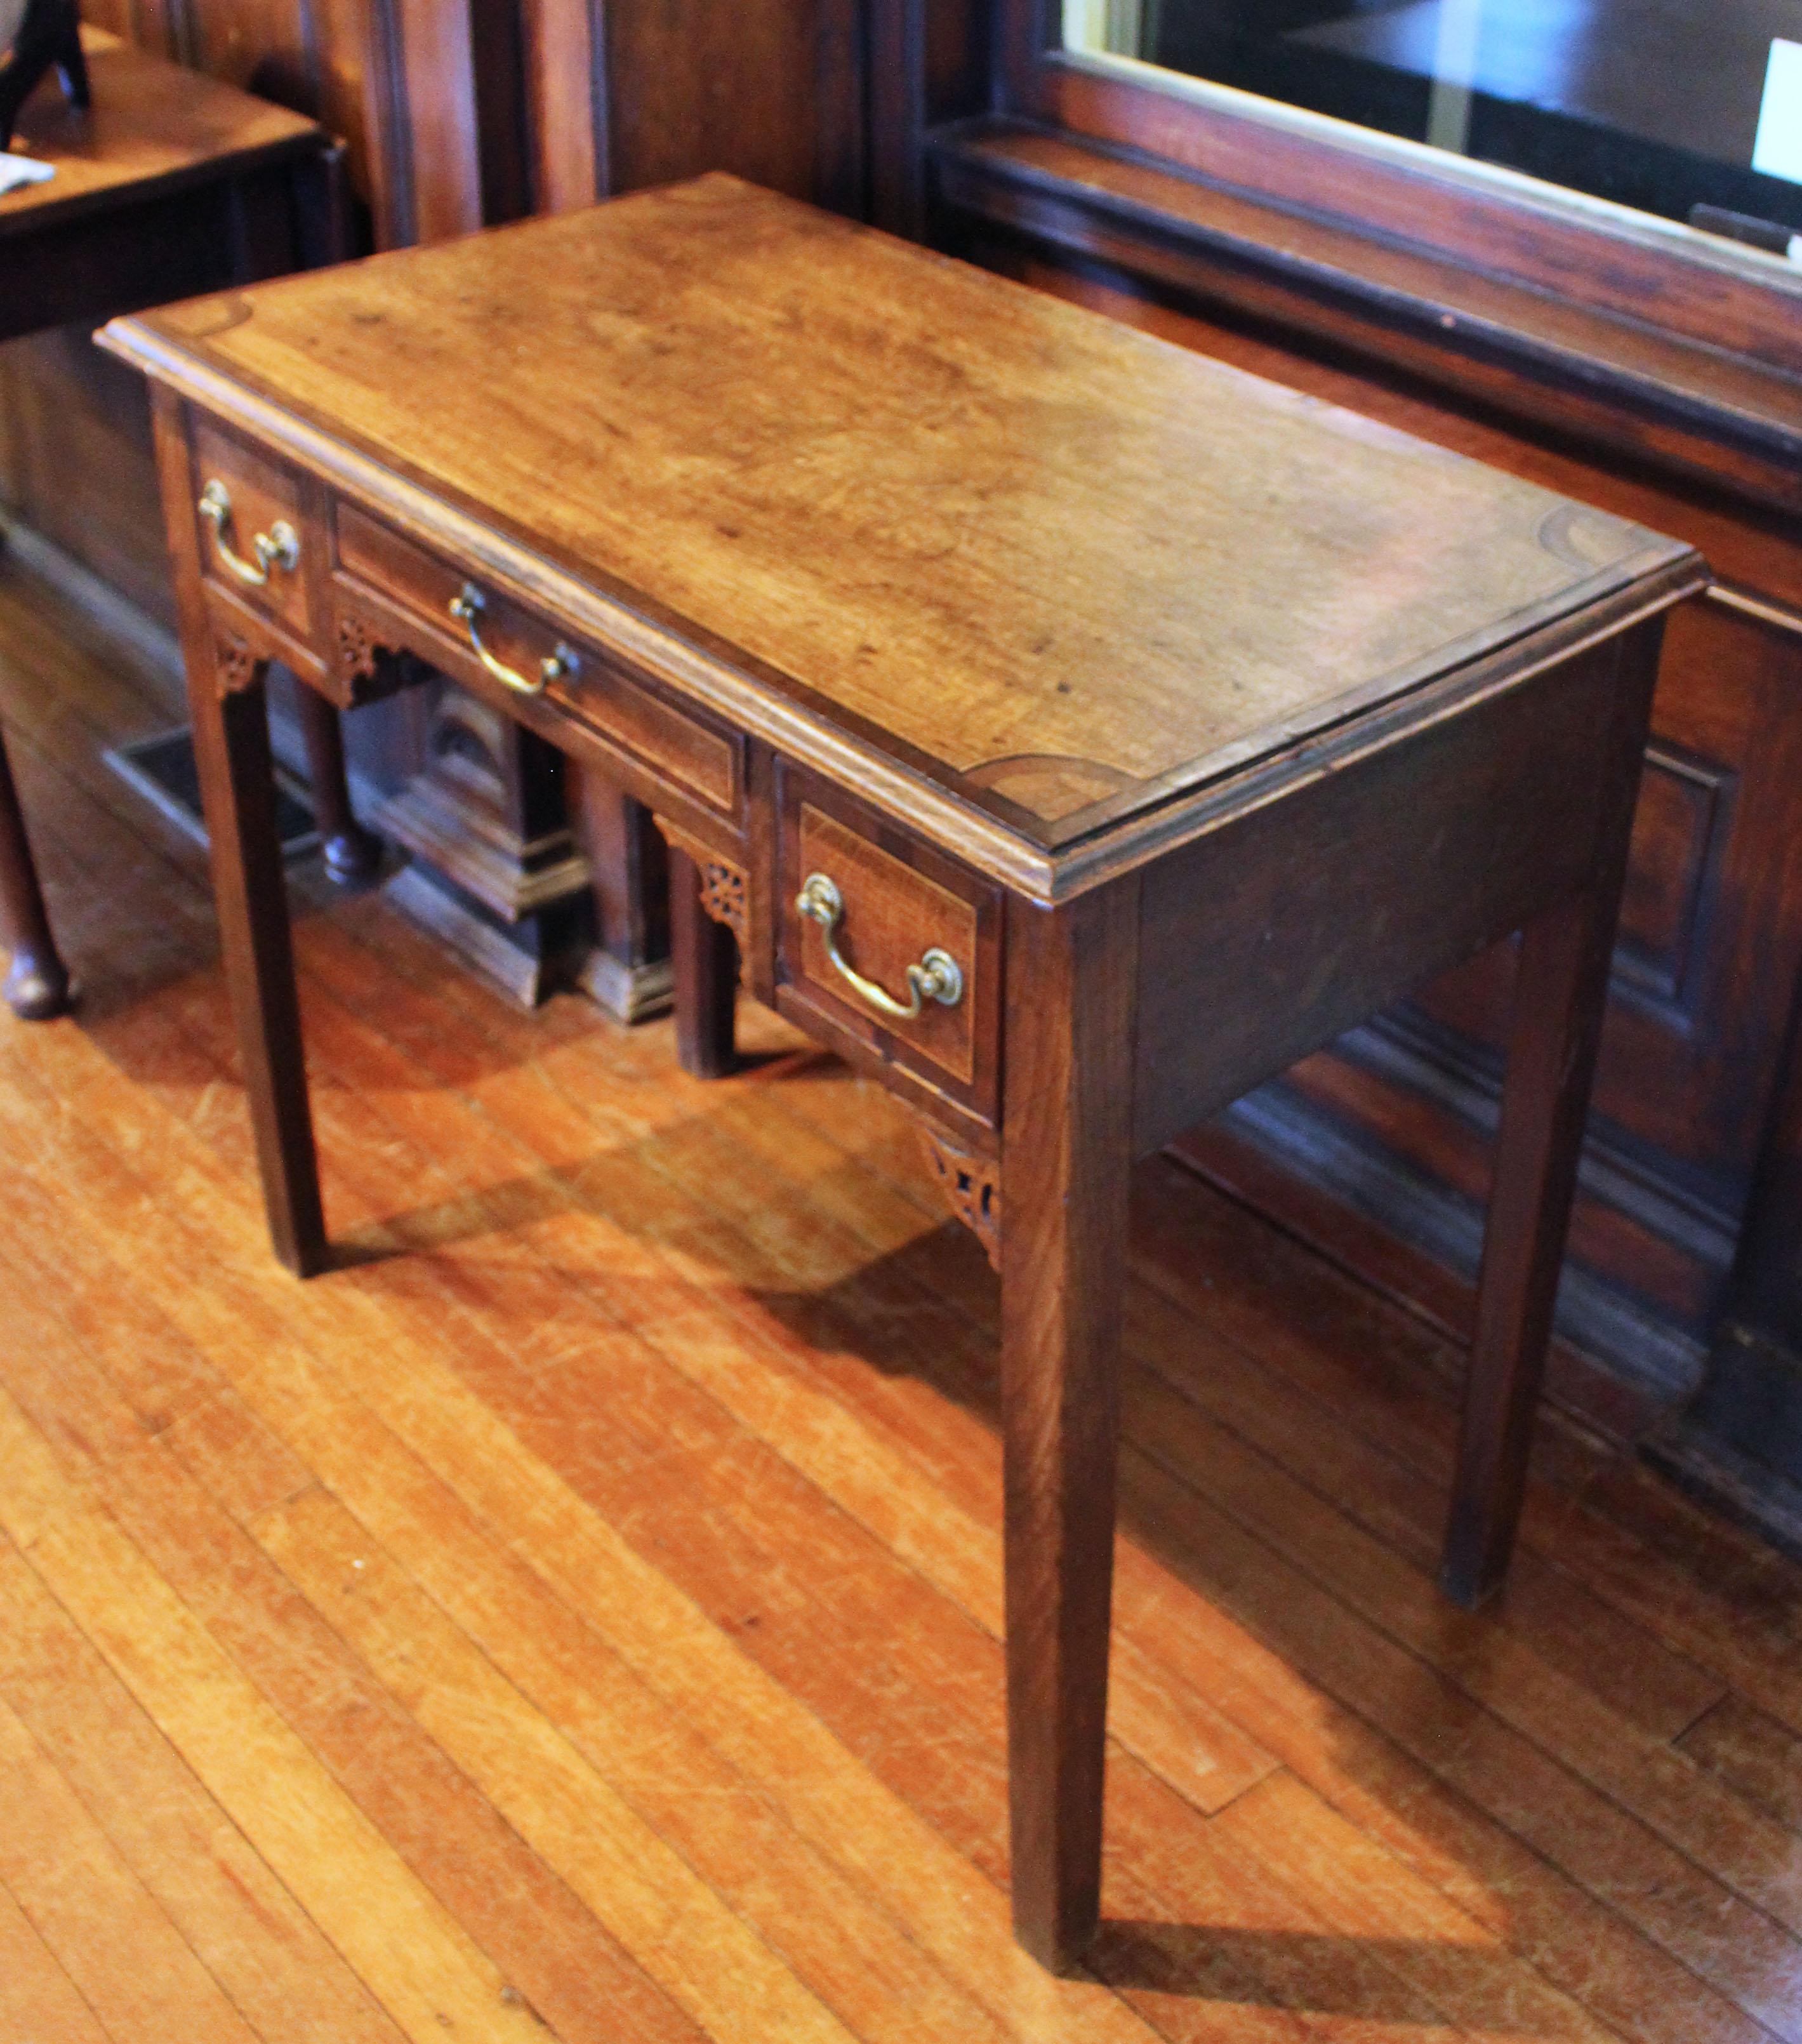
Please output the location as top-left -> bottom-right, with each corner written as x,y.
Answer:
1065,1 -> 1802,246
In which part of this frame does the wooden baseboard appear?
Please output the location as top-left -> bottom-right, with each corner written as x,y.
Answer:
1169,1078 -> 1707,1448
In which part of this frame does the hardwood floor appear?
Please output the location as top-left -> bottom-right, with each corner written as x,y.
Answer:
1,540 -> 1801,2044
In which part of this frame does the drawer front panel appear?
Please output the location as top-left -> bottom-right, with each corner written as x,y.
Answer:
335,503 -> 739,813
779,773 -> 1000,1119
192,422 -> 313,639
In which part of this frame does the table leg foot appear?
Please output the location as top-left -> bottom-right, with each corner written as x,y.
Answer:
4,946 -> 71,1021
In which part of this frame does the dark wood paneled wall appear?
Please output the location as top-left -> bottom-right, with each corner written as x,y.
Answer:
917,0 -> 1802,1532
0,0 -> 862,614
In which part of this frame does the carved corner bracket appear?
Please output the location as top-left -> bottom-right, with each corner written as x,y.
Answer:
654,816 -> 748,939
214,630 -> 263,698
333,602 -> 421,707
918,1125 -> 1001,1270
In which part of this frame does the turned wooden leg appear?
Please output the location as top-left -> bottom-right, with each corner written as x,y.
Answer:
295,685 -> 381,885
0,724 -> 70,1020
668,842 -> 738,1078
189,652 -> 328,1277
998,882 -> 1139,1969
1441,621 -> 1662,1607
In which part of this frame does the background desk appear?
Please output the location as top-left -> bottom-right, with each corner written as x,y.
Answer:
0,27 -> 370,1015
106,175 -> 1706,1966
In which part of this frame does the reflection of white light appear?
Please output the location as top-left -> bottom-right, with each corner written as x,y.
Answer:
1753,39 -> 1802,185
1427,0 -> 1484,155
1063,0 -> 1150,56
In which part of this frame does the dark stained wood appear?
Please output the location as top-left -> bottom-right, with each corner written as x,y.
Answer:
932,122 -> 1802,517
0,30 -> 318,258
13,456 -> 1802,2044
995,8 -> 1802,383
868,0 -> 927,236
969,236 -> 1802,1438
998,877 -> 1137,1966
1130,634 -> 1627,1151
667,841 -> 738,1081
0,721 -> 70,1018
152,385 -> 324,1277
109,182 -> 1706,1963
293,682 -> 381,882
1443,620 -> 1664,1605
0,24 -> 362,1019
102,177 -> 1693,898
603,0 -> 863,211
517,0 -> 607,209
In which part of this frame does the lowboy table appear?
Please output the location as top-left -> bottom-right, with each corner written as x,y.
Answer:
103,176 -> 1706,1968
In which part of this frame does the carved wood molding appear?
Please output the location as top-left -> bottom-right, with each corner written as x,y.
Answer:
917,1124 -> 1001,1270
330,601 -> 430,707
214,630 -> 263,698
654,816 -> 749,939
337,609 -> 380,690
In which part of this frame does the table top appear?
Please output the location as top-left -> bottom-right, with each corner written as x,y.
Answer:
103,175 -> 1702,883
0,27 -> 319,236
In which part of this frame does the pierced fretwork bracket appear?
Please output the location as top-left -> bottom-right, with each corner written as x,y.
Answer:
918,1124 -> 1001,1270
653,816 -> 749,939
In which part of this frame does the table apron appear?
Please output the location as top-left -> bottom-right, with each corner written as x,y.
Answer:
1130,632 -> 1630,1153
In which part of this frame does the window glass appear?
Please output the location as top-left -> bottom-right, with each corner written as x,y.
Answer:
1065,2 -> 1802,249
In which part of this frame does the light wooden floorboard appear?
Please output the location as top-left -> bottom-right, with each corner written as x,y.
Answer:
2,549 -> 1801,2044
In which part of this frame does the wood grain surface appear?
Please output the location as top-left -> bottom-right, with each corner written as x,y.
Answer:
100,175 -> 1695,858
2,452 -> 1800,2044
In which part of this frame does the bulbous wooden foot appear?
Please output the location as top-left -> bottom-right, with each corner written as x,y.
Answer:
319,821 -> 383,886
4,945 -> 70,1021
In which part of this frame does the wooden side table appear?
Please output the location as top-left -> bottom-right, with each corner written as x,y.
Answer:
0,27 -> 376,1016
103,177 -> 1707,1967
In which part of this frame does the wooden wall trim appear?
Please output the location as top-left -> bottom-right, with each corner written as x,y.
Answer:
370,0 -> 483,243
868,0 -> 925,234
1709,586 -> 1802,643
991,0 -> 1802,381
931,120 -> 1802,519
519,0 -> 609,209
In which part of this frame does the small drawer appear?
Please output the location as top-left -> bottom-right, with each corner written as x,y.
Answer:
335,504 -> 739,813
779,773 -> 1000,1120
192,422 -> 313,639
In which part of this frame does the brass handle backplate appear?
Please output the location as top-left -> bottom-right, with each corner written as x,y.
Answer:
449,583 -> 577,698
199,481 -> 299,589
795,872 -> 964,1023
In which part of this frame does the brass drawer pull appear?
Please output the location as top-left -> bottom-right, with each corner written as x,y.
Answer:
199,480 -> 299,588
796,872 -> 964,1022
449,583 -> 578,697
